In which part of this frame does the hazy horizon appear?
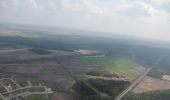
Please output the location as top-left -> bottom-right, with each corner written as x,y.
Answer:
0,0 -> 170,41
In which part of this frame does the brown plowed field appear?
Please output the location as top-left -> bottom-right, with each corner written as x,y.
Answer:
133,76 -> 170,93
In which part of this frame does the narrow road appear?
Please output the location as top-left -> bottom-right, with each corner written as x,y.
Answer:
114,55 -> 165,100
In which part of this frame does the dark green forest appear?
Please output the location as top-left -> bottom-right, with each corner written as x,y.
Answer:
73,79 -> 130,100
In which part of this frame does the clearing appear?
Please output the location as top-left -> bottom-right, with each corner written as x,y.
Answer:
133,76 -> 170,93
83,56 -> 143,80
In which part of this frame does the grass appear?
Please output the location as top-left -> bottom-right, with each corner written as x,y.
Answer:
83,56 -> 116,67
74,74 -> 87,81
40,68 -> 49,74
27,87 -> 45,92
73,74 -> 110,98
74,74 -> 116,81
83,56 -> 140,80
25,94 -> 48,100
86,75 -> 117,80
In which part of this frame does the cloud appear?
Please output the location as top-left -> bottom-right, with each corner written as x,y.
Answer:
155,0 -> 170,12
0,0 -> 38,9
40,0 -> 155,16
0,0 -> 163,16
0,0 -> 170,41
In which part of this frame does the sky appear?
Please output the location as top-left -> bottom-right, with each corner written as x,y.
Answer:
0,0 -> 170,41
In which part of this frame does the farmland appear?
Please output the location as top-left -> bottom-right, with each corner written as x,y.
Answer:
0,26 -> 170,100
26,94 -> 49,100
133,76 -> 170,93
0,48 -> 99,100
83,56 -> 143,80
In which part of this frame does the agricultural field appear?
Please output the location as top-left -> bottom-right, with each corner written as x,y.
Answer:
133,76 -> 170,93
25,94 -> 49,100
0,49 -> 99,100
1,26 -> 170,100
82,56 -> 145,80
0,48 -> 77,63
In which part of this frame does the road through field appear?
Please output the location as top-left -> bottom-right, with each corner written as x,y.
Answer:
114,55 -> 165,100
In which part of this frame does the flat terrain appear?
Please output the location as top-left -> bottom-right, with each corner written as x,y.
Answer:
0,48 -> 99,100
133,76 -> 170,93
1,27 -> 169,100
123,89 -> 170,100
129,66 -> 147,74
0,29 -> 42,38
51,92 -> 73,100
0,49 -> 76,63
83,56 -> 143,80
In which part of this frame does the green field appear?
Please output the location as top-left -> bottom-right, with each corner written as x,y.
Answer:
83,56 -> 140,80
26,94 -> 49,100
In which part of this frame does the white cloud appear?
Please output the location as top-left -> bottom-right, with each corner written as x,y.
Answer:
0,0 -> 170,41
0,0 -> 38,9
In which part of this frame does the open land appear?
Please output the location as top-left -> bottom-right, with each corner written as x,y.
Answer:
133,76 -> 170,93
1,27 -> 170,100
0,48 -> 100,100
83,56 -> 147,80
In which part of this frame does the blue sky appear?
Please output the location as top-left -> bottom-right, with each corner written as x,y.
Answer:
0,0 -> 170,41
